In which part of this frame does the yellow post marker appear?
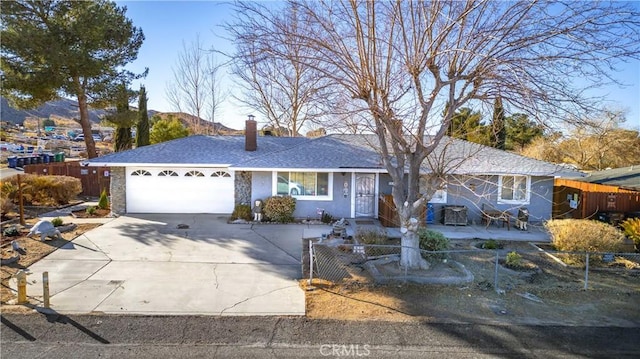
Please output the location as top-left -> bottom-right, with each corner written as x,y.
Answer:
43,272 -> 50,308
16,270 -> 27,304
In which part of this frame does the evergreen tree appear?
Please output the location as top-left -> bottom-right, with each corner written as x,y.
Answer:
136,86 -> 150,147
491,97 -> 507,150
1,1 -> 146,158
506,114 -> 544,151
104,83 -> 136,152
150,115 -> 190,144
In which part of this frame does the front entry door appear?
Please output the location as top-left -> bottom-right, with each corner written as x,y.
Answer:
355,174 -> 375,217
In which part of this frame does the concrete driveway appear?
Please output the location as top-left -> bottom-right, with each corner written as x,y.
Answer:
22,215 -> 323,316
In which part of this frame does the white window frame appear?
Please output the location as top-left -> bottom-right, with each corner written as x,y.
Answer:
497,175 -> 531,205
419,176 -> 447,204
272,172 -> 333,201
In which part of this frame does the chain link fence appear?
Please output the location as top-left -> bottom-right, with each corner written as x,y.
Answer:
308,241 -> 640,293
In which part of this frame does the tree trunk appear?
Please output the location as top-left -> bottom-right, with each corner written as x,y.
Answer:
76,79 -> 98,158
398,202 -> 429,270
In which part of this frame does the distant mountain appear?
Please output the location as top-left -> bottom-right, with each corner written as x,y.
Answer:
151,112 -> 240,135
1,97 -> 107,125
1,97 -> 239,133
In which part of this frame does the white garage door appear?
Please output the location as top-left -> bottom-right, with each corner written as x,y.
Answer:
126,167 -> 235,213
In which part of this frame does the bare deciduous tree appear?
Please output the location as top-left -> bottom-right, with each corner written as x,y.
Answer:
165,35 -> 226,134
227,1 -> 334,137
522,110 -> 640,170
242,0 -> 640,268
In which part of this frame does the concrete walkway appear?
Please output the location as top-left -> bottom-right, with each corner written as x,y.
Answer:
17,214 -> 306,316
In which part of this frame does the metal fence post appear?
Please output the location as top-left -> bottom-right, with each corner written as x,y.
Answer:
584,252 -> 589,290
494,251 -> 499,292
308,240 -> 314,285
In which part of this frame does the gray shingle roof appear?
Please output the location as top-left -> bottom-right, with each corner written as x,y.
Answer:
234,135 -> 384,169
577,165 -> 640,191
87,135 -> 308,166
87,133 -> 583,178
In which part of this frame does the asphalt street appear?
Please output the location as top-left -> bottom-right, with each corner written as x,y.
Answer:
2,314 -> 639,358
0,167 -> 23,180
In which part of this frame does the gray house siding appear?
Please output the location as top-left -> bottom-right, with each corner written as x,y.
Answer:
250,171 -> 353,220
430,175 -> 554,225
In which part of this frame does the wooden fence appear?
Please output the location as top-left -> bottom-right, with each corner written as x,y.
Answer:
378,194 -> 426,227
23,161 -> 111,197
553,185 -> 640,220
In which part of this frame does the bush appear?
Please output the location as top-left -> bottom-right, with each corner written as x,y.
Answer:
321,211 -> 334,224
545,219 -> 626,263
231,204 -> 252,221
51,217 -> 64,227
356,228 -> 387,245
1,174 -> 81,206
263,196 -> 296,223
86,206 -> 97,216
98,188 -> 109,210
418,228 -> 449,259
481,239 -> 503,250
2,226 -> 20,237
621,218 -> 640,248
356,228 -> 394,256
1,197 -> 15,215
505,251 -> 523,268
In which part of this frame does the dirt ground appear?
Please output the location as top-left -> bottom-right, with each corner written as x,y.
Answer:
1,219 -> 101,305
303,241 -> 640,325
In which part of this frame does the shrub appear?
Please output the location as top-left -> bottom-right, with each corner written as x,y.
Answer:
51,217 -> 64,227
356,228 -> 387,245
263,196 -> 296,223
418,228 -> 449,259
621,218 -> 640,248
356,228 -> 393,256
1,197 -> 15,215
1,174 -> 81,206
545,219 -> 626,263
481,239 -> 503,250
86,206 -> 97,216
2,226 -> 20,237
505,251 -> 523,268
321,211 -> 334,224
231,204 -> 252,221
98,188 -> 109,210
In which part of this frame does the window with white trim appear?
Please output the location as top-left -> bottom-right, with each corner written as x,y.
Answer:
419,176 -> 447,204
498,175 -> 530,204
274,172 -> 331,199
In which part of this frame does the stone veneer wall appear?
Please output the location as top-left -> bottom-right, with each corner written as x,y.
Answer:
110,167 -> 126,214
235,171 -> 252,206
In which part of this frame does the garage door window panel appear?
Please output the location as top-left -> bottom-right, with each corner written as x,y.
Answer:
159,170 -> 178,176
131,169 -> 151,176
185,170 -> 205,177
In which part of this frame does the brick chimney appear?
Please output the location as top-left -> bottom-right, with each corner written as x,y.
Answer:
245,115 -> 257,151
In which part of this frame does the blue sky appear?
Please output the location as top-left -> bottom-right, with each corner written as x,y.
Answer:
119,1 -> 640,131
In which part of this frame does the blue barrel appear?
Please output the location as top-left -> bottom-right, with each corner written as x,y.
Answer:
47,153 -> 56,163
7,156 -> 17,168
23,157 -> 31,165
42,153 -> 50,164
33,155 -> 42,164
426,203 -> 435,224
16,157 -> 25,167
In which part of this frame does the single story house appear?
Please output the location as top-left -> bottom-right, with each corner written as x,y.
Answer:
86,120 -> 582,225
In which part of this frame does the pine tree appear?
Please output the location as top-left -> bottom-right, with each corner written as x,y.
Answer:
136,86 -> 150,147
491,97 -> 507,150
